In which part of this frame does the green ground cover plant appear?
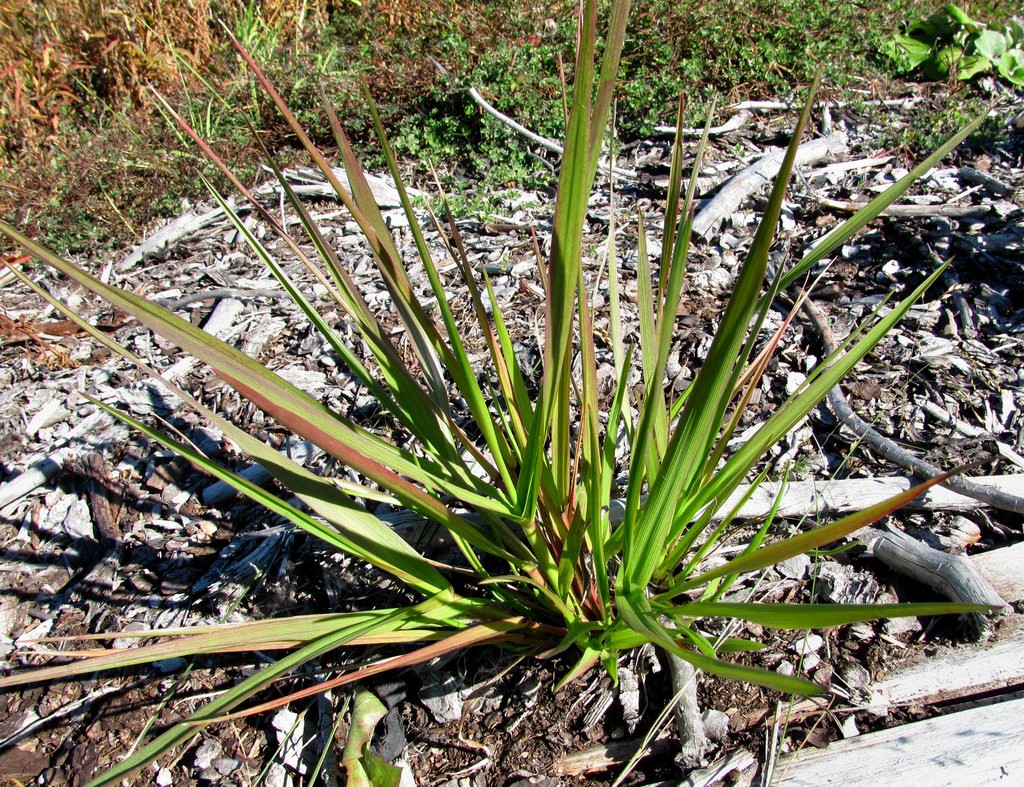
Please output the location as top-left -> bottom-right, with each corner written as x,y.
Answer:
5,1 -> 1017,256
882,3 -> 1024,84
0,1 -> 997,783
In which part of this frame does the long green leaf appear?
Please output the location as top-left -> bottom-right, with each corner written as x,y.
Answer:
88,597 -> 461,785
0,223 -> 523,553
671,601 -> 995,629
688,263 -> 946,524
775,110 -> 987,295
620,77 -> 820,595
617,593 -> 821,696
86,396 -> 453,595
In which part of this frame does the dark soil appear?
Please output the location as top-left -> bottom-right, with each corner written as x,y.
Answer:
1,81 -> 1022,786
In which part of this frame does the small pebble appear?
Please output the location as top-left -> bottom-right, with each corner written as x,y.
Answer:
785,371 -> 806,395
800,653 -> 821,672
213,757 -> 241,776
793,633 -> 824,655
702,709 -> 731,742
776,554 -> 810,580
155,657 -> 187,674
193,738 -> 221,770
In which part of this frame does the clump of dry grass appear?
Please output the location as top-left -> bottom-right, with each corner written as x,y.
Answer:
0,0 -> 213,159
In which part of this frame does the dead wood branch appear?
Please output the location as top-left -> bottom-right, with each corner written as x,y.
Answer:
693,134 -> 847,239
727,97 -> 920,112
801,295 -> 1024,516
654,110 -> 753,137
429,57 -> 637,180
819,197 -> 993,219
667,652 -> 711,768
859,525 -> 1007,636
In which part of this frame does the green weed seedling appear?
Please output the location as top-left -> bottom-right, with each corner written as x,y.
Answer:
0,2 -> 993,783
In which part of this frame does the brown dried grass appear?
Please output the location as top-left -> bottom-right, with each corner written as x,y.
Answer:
0,0 -> 217,158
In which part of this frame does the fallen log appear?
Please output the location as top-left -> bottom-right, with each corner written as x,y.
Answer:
693,134 -> 848,239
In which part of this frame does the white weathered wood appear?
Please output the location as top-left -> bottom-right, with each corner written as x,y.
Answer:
776,694 -> 1024,786
860,525 -> 1008,613
653,110 -> 754,138
202,439 -> 321,505
971,540 -> 1024,602
0,410 -> 108,511
867,542 -> 1024,710
820,196 -> 993,218
679,749 -> 756,787
607,474 -> 1024,525
871,616 -> 1024,711
117,209 -> 224,270
725,97 -> 920,112
118,167 -> 417,271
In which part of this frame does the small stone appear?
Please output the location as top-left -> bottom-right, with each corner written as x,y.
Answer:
792,633 -> 824,655
155,768 -> 174,786
155,657 -> 187,674
212,757 -> 241,776
883,615 -> 922,638
193,738 -> 222,770
508,778 -> 560,787
702,709 -> 731,742
776,554 -> 810,580
813,664 -> 834,687
62,497 -> 94,541
840,716 -> 860,738
848,622 -> 875,642
948,516 -> 982,546
847,380 -> 882,401
839,663 -> 872,696
264,763 -> 288,787
785,371 -> 807,395
800,653 -> 821,672
776,661 -> 795,677
421,674 -> 469,724
689,266 -> 735,292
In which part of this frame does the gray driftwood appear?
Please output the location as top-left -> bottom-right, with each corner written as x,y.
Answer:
859,525 -> 1007,636
667,653 -> 711,768
692,134 -> 848,239
819,196 -> 993,218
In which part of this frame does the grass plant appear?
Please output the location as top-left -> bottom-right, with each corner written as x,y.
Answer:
0,2 -> 994,783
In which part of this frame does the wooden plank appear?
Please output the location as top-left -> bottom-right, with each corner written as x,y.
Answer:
776,694 -> 1024,786
869,541 -> 1024,709
972,540 -> 1024,603
872,616 -> 1024,709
